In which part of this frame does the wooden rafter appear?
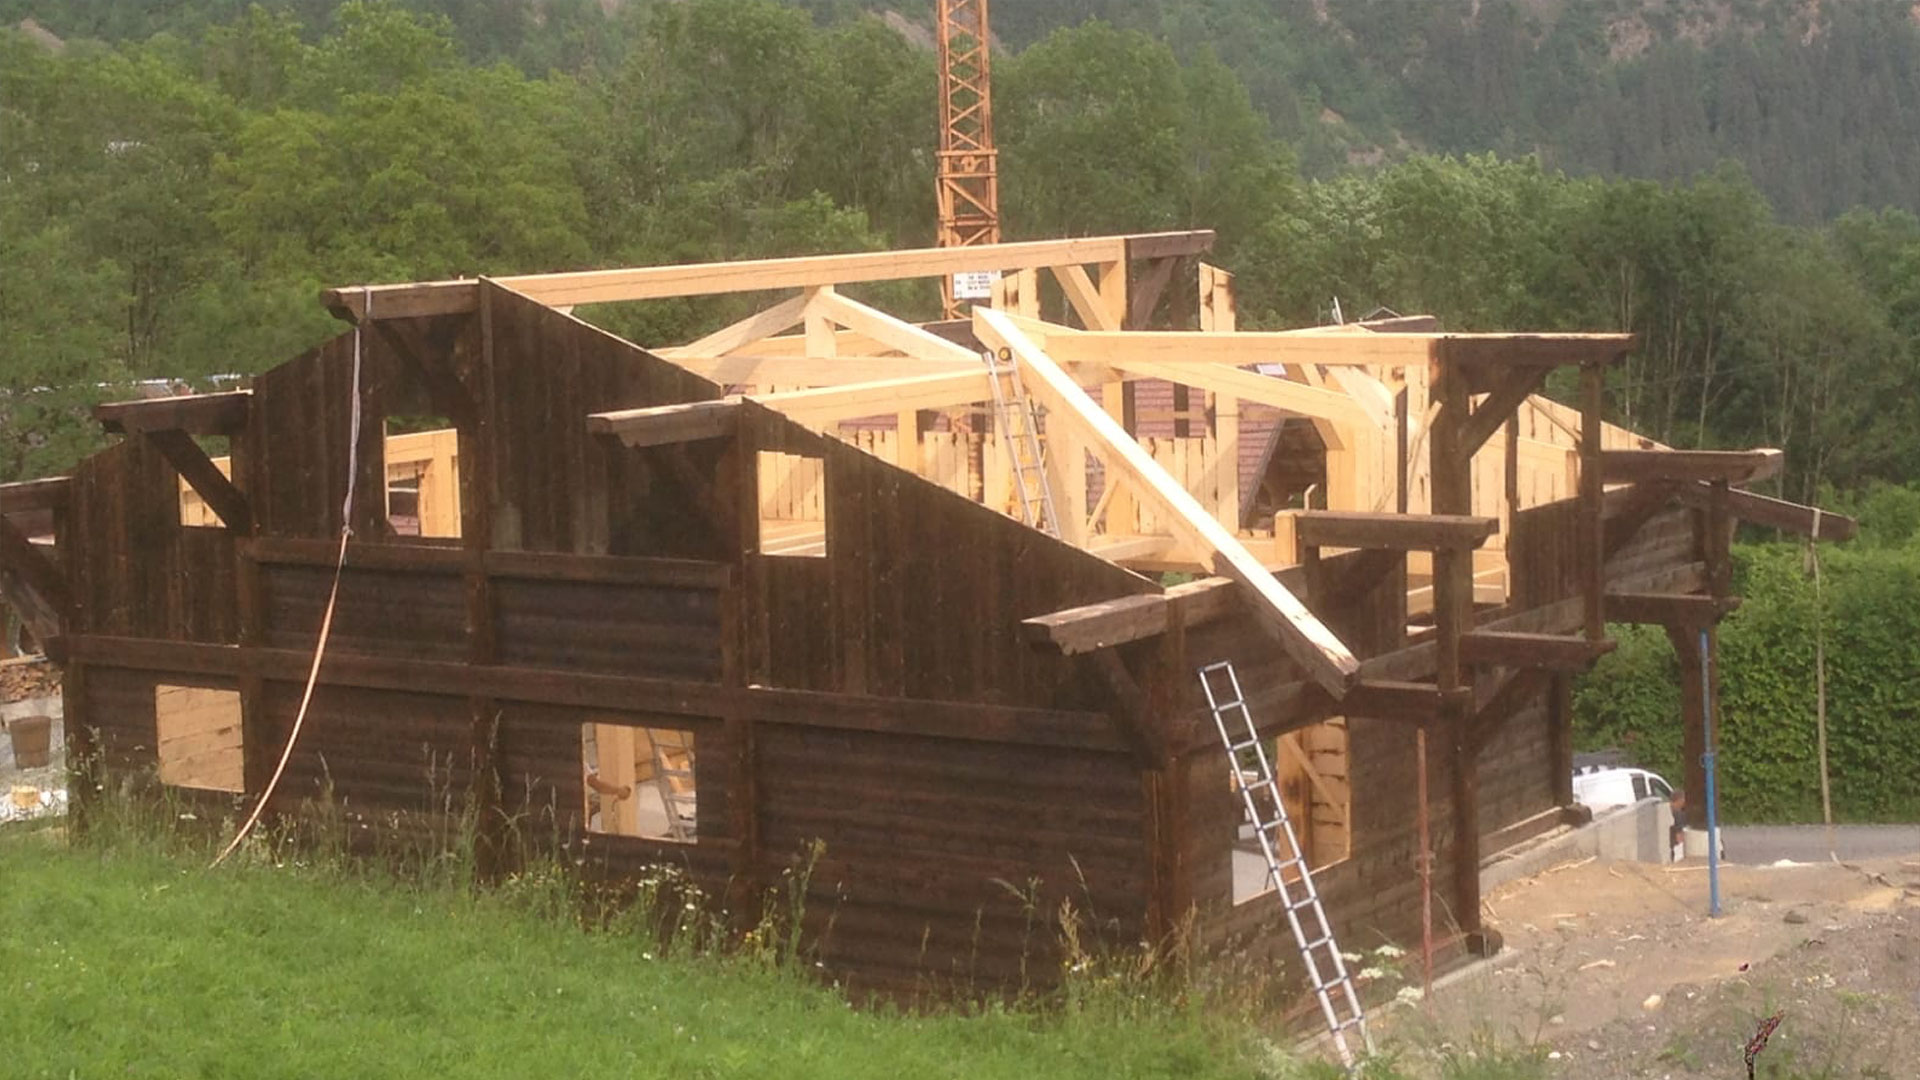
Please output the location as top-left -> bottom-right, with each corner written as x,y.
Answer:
1044,331 -> 1634,370
976,307 -> 1360,695
1673,483 -> 1856,541
1600,449 -> 1784,485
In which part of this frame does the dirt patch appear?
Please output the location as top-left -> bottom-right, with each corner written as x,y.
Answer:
1386,856 -> 1920,1077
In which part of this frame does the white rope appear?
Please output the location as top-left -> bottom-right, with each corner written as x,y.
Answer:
212,287 -> 368,867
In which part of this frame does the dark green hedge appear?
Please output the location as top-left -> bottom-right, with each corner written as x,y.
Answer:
1572,541 -> 1920,823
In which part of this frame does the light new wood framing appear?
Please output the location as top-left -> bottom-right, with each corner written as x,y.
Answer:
974,306 -> 1361,695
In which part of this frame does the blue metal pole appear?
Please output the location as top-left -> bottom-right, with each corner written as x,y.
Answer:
1701,627 -> 1722,917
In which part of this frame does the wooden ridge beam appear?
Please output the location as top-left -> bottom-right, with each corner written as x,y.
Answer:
1599,448 -> 1784,485
95,391 -> 251,436
587,399 -> 740,449
144,430 -> 251,533
1459,630 -> 1616,671
323,232 -> 1216,320
1674,483 -> 1857,541
1295,510 -> 1498,551
977,307 -> 1360,696
1604,591 -> 1741,626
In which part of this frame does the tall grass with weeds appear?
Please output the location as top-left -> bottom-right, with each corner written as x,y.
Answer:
8,765 -> 1570,1079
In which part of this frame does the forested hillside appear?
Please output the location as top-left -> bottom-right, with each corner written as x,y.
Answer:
2,0 -> 1919,509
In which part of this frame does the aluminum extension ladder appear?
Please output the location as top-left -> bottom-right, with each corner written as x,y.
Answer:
982,346 -> 1060,537
1198,660 -> 1373,1068
649,734 -> 698,842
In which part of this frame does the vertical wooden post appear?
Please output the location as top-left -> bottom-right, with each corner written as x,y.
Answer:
464,288 -> 505,879
1550,673 -> 1575,809
1668,623 -> 1707,830
1217,394 -> 1240,534
1430,346 -> 1483,943
1103,382 -> 1135,535
1579,363 -> 1606,642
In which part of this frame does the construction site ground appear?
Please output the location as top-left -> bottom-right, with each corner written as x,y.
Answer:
1384,853 -> 1920,1078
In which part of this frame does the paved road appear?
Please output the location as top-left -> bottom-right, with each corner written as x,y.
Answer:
1718,823 -> 1920,864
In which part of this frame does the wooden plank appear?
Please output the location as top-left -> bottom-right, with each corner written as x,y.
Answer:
810,290 -> 980,364
324,232 -> 1217,318
1047,331 -> 1632,370
65,636 -> 1131,753
1674,484 -> 1857,541
1095,358 -> 1366,445
976,308 -> 1360,695
1604,591 -> 1741,626
587,399 -> 740,449
1020,577 -> 1240,654
1295,510 -> 1498,551
1459,630 -> 1616,671
1599,449 -> 1784,485
95,391 -> 251,436
0,477 -> 70,515
144,429 -> 252,533
676,291 -> 811,357
657,356 -> 972,386
752,372 -> 991,427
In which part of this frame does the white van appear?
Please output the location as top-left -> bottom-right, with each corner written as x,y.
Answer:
1571,764 -> 1674,813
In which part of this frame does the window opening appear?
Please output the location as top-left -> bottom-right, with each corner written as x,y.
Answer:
383,418 -> 461,538
1232,717 -> 1351,905
581,723 -> 696,842
155,685 -> 244,793
756,450 -> 825,556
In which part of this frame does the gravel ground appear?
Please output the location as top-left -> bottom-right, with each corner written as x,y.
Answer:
1388,854 -> 1920,1078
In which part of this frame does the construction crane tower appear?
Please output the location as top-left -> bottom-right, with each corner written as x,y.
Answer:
935,0 -> 1000,316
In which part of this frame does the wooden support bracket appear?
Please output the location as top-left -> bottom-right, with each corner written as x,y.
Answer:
1455,367 -> 1549,460
1459,630 -> 1616,671
1084,650 -> 1170,766
369,314 -> 479,430
1672,483 -> 1857,542
0,515 -> 66,648
144,429 -> 251,533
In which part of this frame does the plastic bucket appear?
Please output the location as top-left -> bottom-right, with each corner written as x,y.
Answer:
8,715 -> 52,769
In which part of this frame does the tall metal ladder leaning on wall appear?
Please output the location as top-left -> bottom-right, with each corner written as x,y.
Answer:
983,346 -> 1060,537
1198,660 -> 1373,1068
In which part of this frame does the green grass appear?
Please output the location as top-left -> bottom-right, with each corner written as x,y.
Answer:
0,825 -> 1259,1080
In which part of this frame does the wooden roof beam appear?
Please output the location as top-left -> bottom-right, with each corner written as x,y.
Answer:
1294,510 -> 1498,552
322,231 -> 1216,321
1021,577 -> 1241,655
656,355 -> 976,387
0,476 -> 70,515
588,400 -> 740,449
1599,448 -> 1784,485
976,307 -> 1360,696
1673,483 -> 1857,541
1045,331 -> 1634,370
751,370 -> 991,427
94,391 -> 251,436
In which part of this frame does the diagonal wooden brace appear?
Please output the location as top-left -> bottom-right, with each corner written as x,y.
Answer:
145,430 -> 252,533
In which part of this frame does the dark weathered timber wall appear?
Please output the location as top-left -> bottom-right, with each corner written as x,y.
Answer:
61,292 -> 1162,1000
742,402 -> 1160,709
480,283 -> 727,555
68,438 -> 238,643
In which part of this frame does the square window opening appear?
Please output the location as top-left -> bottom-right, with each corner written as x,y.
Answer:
155,685 -> 244,793
1231,717 -> 1352,905
756,450 -> 825,557
383,418 -> 461,539
582,723 -> 696,842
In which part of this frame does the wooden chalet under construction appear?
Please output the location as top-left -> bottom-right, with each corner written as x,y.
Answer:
0,230 -> 1855,1000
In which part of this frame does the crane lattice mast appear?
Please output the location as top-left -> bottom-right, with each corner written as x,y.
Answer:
935,0 -> 1000,316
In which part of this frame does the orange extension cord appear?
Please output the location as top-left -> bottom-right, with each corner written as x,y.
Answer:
211,289 -> 368,867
